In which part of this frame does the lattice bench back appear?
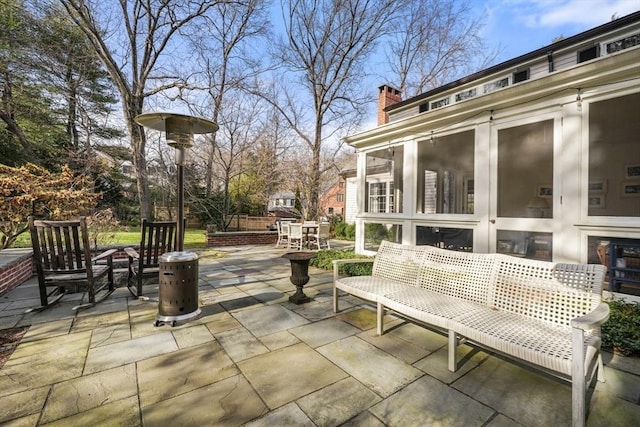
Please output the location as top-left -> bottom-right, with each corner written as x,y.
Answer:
492,255 -> 606,327
418,246 -> 496,305
372,241 -> 426,286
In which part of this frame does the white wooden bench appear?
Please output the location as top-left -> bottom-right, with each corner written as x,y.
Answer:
333,241 -> 608,427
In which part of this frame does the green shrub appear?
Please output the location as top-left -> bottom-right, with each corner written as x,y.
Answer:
344,223 -> 356,240
602,298 -> 640,357
309,248 -> 373,276
333,222 -> 356,241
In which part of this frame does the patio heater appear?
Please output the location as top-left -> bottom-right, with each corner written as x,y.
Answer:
135,112 -> 218,326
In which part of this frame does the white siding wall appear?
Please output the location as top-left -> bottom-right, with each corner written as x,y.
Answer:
344,177 -> 358,224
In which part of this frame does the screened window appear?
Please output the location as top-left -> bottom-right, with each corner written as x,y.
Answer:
365,147 -> 403,213
364,223 -> 402,252
417,130 -> 474,214
578,45 -> 599,63
496,230 -> 552,261
588,92 -> 640,217
498,120 -> 554,218
416,226 -> 473,252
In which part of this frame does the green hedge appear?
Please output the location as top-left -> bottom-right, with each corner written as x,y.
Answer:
602,298 -> 640,357
309,248 -> 373,276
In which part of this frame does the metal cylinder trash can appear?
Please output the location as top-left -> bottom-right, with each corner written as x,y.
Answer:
155,251 -> 201,326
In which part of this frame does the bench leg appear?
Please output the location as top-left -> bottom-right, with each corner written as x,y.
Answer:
597,354 -> 605,382
448,330 -> 458,372
333,286 -> 339,313
377,302 -> 384,335
572,328 -> 587,427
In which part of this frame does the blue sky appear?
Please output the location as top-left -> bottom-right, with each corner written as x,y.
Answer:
473,0 -> 640,62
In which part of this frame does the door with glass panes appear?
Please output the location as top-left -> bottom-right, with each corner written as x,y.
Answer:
489,115 -> 559,261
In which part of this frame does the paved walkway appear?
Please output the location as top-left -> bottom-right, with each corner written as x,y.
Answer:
1,244 -> 639,426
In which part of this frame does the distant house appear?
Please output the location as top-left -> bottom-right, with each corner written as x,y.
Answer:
344,11 -> 640,296
319,179 -> 346,219
267,191 -> 297,217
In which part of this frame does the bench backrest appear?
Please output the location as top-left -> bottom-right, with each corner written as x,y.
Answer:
492,255 -> 606,327
373,241 -> 606,328
372,241 -> 426,286
418,246 -> 496,305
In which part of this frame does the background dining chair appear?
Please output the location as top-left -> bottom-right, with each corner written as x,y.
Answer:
125,219 -> 179,298
275,221 -> 290,248
287,223 -> 304,250
28,216 -> 116,311
310,222 -> 331,250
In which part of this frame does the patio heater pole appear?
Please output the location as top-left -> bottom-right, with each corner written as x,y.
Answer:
176,145 -> 185,251
135,112 -> 218,246
134,112 -> 218,327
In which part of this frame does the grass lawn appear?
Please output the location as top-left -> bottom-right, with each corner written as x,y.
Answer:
12,228 -> 207,250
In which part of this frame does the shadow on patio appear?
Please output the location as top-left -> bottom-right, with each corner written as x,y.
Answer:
0,243 -> 639,426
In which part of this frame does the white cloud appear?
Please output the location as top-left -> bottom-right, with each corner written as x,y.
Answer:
514,0 -> 639,28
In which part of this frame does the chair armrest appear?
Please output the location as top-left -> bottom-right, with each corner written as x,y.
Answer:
124,247 -> 140,259
571,302 -> 610,330
333,258 -> 375,281
92,248 -> 117,263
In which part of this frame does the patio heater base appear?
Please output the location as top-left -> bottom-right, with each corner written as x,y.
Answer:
155,308 -> 202,327
155,251 -> 201,327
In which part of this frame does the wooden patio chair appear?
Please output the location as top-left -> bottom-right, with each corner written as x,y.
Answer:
124,219 -> 179,298
28,216 -> 116,312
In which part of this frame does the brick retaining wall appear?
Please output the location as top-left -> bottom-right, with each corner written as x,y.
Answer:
0,250 -> 34,296
207,231 -> 278,247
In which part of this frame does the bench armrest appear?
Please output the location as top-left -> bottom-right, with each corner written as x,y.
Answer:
571,302 -> 610,330
332,258 -> 375,281
124,247 -> 139,260
92,248 -> 117,264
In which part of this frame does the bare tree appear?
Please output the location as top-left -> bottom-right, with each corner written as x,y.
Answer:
167,0 -> 270,198
262,0 -> 400,220
385,0 -> 497,97
188,92 -> 268,231
58,0 -> 219,219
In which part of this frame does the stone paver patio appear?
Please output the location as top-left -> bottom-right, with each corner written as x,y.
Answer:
1,243 -> 639,426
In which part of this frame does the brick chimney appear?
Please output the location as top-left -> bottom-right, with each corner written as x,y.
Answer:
377,85 -> 401,126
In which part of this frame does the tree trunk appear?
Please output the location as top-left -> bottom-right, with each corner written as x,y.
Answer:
125,104 -> 151,220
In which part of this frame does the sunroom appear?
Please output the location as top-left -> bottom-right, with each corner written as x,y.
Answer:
345,11 -> 640,297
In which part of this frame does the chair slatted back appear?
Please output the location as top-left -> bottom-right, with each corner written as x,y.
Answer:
318,223 -> 330,238
289,223 -> 303,239
139,219 -> 178,268
30,217 -> 92,275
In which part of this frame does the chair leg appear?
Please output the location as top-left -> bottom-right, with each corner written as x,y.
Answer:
107,259 -> 114,291
25,286 -> 65,313
137,275 -> 144,298
126,266 -> 138,297
87,278 -> 96,305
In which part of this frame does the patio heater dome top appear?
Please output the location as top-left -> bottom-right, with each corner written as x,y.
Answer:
135,112 -> 219,149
